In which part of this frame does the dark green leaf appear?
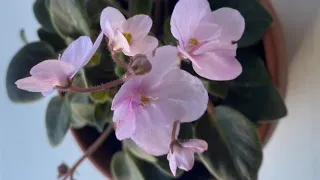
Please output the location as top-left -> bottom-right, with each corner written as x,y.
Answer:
209,0 -> 272,47
111,151 -> 171,180
38,28 -> 66,52
48,0 -> 91,39
195,106 -> 262,180
232,49 -> 270,86
33,0 -> 56,32
94,102 -> 113,130
132,0 -> 154,15
123,139 -> 157,163
46,96 -> 71,147
84,0 -> 111,28
6,42 -> 56,102
206,80 -> 228,99
222,84 -> 287,123
178,123 -> 194,140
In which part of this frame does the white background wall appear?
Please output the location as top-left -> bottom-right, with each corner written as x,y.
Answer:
0,0 -> 319,180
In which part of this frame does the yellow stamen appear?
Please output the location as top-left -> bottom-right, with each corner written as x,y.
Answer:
188,38 -> 199,46
123,33 -> 132,44
141,95 -> 151,104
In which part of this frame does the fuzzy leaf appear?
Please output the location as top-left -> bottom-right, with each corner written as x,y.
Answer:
195,106 -> 262,180
6,42 -> 55,102
33,0 -> 56,32
48,0 -> 91,39
37,28 -> 66,52
123,139 -> 157,163
45,96 -> 71,147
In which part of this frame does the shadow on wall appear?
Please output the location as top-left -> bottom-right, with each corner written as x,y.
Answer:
272,0 -> 320,62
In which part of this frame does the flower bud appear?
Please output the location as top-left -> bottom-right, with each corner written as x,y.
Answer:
130,54 -> 152,75
57,163 -> 69,178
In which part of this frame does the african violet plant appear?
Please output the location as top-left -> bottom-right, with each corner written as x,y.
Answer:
6,0 -> 287,179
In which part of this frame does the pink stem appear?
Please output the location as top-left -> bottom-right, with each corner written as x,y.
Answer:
68,79 -> 124,93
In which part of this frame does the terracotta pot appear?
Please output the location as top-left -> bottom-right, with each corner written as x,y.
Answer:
71,0 -> 288,178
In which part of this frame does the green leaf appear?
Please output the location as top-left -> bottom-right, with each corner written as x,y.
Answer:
45,96 -> 71,147
70,93 -> 110,131
6,42 -> 56,103
178,123 -> 194,140
123,139 -> 157,163
38,28 -> 66,52
232,49 -> 270,86
209,0 -> 273,47
222,84 -> 287,123
33,0 -> 56,32
205,80 -> 228,99
111,151 -> 171,180
131,0 -> 154,15
48,0 -> 91,39
195,106 -> 262,180
90,90 -> 109,103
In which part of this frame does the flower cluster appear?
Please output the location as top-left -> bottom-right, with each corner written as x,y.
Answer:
15,0 -> 244,175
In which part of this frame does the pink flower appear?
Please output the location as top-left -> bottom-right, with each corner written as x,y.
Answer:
15,33 -> 103,96
111,46 -> 208,155
171,0 -> 245,80
167,139 -> 208,176
100,7 -> 158,56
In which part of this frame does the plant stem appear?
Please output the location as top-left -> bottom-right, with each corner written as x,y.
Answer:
170,121 -> 179,152
111,51 -> 135,75
68,79 -> 124,93
62,125 -> 114,180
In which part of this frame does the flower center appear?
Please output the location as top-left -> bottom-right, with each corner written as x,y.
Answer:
188,38 -> 199,46
123,33 -> 132,44
140,95 -> 151,105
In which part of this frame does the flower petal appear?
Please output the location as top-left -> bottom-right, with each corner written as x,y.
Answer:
122,15 -> 152,41
201,8 -> 245,42
30,60 -> 75,87
174,147 -> 194,171
111,76 -> 142,110
115,110 -> 136,140
167,153 -> 178,176
80,32 -> 104,70
132,108 -> 172,156
100,7 -> 126,35
192,51 -> 242,80
180,139 -> 208,153
149,70 -> 208,123
61,36 -> 93,71
170,0 -> 211,45
124,35 -> 158,56
193,22 -> 221,42
141,46 -> 180,88
112,29 -> 130,52
15,76 -> 55,92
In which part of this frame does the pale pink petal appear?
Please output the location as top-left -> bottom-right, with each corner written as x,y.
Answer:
167,153 -> 178,176
115,111 -> 136,140
15,76 -> 55,92
61,36 -> 93,70
124,35 -> 158,56
170,0 -> 211,45
201,8 -> 245,42
132,109 -> 172,156
192,51 -> 242,80
193,23 -> 221,42
113,100 -> 131,121
100,7 -> 126,34
111,76 -> 142,110
42,89 -> 55,96
141,46 -> 180,88
122,15 -> 152,41
30,60 -> 75,87
103,20 -> 115,39
173,147 -> 194,171
180,139 -> 208,153
112,29 -> 130,52
149,70 -> 208,123
193,41 -> 237,56
80,32 -> 104,71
